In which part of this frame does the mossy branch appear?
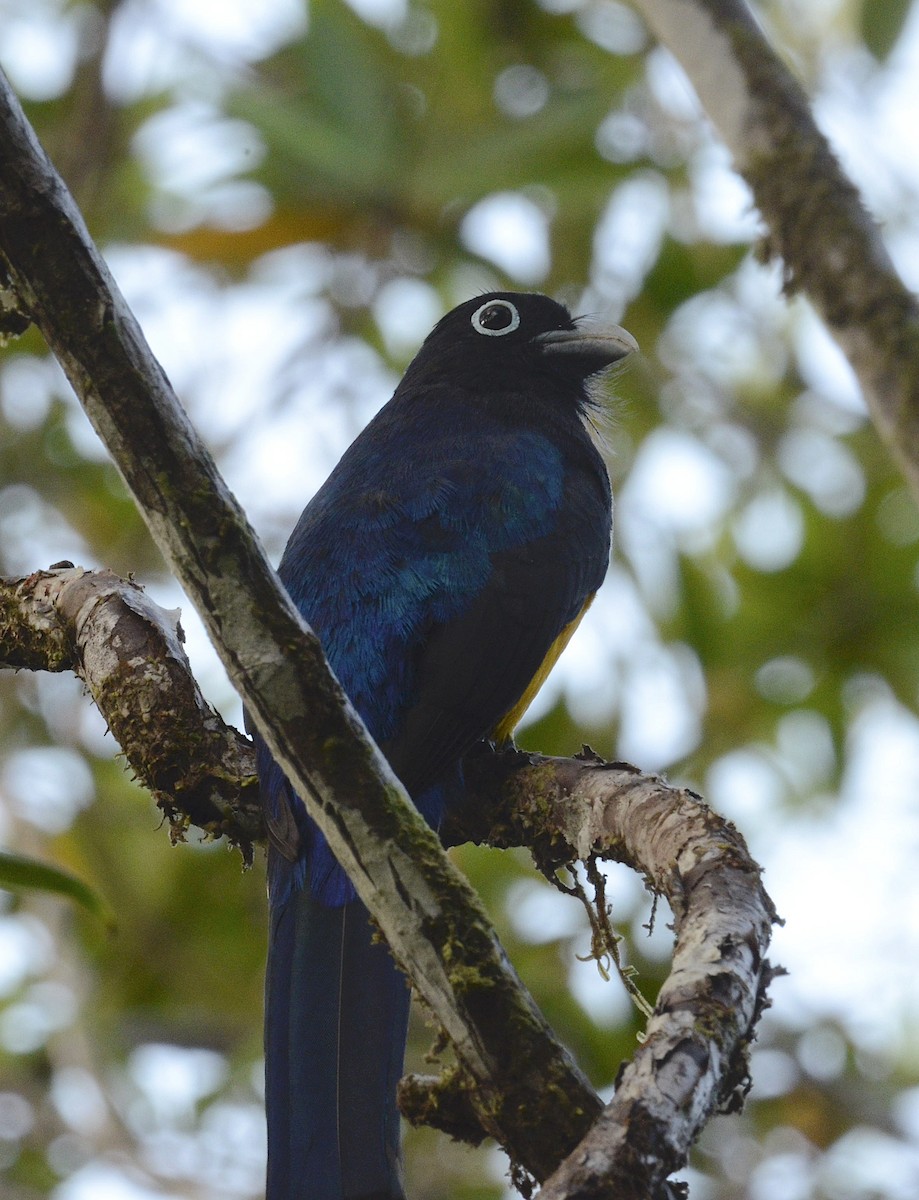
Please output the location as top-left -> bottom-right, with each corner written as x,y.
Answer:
0,564 -> 262,853
0,71 -> 601,1185
632,0 -> 919,509
1,564 -> 779,1196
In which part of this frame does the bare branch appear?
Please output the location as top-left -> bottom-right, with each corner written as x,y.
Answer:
0,55 -> 784,1191
0,565 -> 261,852
471,751 -> 779,1200
2,563 -> 779,1195
631,0 -> 919,507
0,72 -> 600,1182
437,749 -> 780,1199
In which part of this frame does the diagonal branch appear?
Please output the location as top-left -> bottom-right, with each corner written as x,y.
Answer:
1,563 -> 779,1196
630,0 -> 919,507
0,69 -> 600,1183
0,49 -> 787,1190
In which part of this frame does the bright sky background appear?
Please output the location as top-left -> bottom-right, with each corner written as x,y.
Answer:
2,0 -> 919,1197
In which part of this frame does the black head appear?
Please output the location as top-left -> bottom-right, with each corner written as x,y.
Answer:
398,292 -> 637,400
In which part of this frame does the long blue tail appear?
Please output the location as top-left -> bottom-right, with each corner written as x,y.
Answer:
265,881 -> 410,1200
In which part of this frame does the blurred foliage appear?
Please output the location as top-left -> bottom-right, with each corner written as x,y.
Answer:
1,0 -> 919,1198
0,852 -> 111,924
860,0 -> 913,60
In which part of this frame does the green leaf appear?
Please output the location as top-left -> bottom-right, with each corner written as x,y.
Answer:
860,0 -> 911,61
0,850 -> 113,926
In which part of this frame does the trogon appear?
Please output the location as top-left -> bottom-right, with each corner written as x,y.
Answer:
252,291 -> 636,1199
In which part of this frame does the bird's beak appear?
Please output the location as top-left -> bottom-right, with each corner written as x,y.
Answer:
534,324 -> 638,373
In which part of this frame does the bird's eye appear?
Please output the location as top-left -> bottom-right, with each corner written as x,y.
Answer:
471,299 -> 520,337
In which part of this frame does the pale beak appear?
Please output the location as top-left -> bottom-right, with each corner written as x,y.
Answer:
534,323 -> 638,374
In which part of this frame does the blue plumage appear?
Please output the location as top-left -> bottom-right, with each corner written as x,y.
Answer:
254,292 -> 635,1199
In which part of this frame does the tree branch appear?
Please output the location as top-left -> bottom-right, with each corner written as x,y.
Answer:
1,564 -> 778,1195
0,70 -> 601,1183
465,749 -> 781,1200
631,0 -> 919,507
0,4 -> 899,1190
0,57 -> 781,1187
0,564 -> 262,852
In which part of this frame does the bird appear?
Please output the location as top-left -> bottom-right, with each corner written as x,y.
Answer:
252,291 -> 636,1200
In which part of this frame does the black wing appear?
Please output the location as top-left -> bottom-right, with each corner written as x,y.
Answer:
383,471 -> 610,797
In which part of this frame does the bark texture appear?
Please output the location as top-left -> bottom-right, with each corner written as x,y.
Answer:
1,563 -> 778,1194
0,75 -> 610,1184
632,0 -> 919,507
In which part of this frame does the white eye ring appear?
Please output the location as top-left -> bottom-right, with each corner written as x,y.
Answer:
471,299 -> 521,337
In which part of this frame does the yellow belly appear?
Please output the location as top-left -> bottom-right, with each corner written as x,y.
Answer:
490,591 -> 596,745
